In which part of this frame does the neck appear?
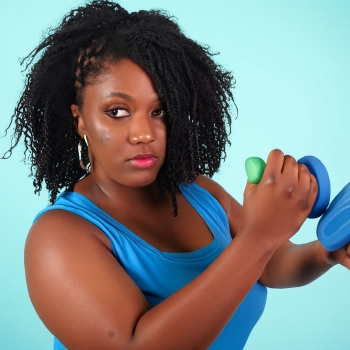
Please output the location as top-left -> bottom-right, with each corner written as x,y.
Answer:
78,171 -> 166,209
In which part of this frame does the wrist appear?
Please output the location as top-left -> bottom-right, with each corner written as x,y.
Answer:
316,240 -> 338,267
234,228 -> 278,261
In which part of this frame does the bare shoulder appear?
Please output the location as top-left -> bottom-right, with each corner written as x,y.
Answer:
25,209 -> 150,348
27,209 -> 112,253
195,175 -> 243,237
195,175 -> 231,212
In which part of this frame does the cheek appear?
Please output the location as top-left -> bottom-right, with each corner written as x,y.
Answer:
158,123 -> 167,145
156,130 -> 167,156
92,121 -> 114,143
97,129 -> 112,142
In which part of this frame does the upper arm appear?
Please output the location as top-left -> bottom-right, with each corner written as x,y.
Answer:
195,175 -> 243,238
25,210 -> 150,349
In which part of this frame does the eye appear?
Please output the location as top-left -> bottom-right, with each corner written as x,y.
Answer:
106,108 -> 131,118
151,109 -> 167,118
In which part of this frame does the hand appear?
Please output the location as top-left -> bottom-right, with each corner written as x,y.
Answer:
322,243 -> 350,270
241,149 -> 318,250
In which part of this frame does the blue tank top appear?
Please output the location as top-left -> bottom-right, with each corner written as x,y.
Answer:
34,183 -> 267,349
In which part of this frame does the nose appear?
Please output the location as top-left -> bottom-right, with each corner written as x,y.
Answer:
129,114 -> 156,144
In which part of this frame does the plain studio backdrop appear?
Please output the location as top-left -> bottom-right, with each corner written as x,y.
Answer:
0,1 -> 349,349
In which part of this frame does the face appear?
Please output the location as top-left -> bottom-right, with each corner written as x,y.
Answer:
71,58 -> 167,188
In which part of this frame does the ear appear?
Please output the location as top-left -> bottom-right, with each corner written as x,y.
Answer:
71,104 -> 86,137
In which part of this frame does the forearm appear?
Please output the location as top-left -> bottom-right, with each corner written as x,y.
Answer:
260,240 -> 334,288
130,235 -> 274,350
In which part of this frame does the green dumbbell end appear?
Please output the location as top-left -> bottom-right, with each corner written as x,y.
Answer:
245,157 -> 266,184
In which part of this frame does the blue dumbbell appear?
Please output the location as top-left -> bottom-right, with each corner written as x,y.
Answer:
245,155 -> 350,251
317,182 -> 350,251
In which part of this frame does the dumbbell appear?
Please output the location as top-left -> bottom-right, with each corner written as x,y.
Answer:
245,155 -> 350,251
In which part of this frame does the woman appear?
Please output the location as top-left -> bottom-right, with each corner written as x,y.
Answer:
3,1 -> 349,349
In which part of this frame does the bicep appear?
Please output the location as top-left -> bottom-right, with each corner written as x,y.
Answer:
25,210 -> 150,349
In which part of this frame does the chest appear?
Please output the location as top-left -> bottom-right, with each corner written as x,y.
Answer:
104,193 -> 215,253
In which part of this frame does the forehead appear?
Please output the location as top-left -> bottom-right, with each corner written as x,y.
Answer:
103,58 -> 153,83
83,58 -> 161,102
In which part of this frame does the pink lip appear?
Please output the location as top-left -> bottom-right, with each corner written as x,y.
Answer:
129,154 -> 157,168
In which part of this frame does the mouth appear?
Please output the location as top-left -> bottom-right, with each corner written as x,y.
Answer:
129,154 -> 157,168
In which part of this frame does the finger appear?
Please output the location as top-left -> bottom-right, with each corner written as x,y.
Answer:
244,180 -> 257,196
307,173 -> 318,209
297,162 -> 311,196
296,164 -> 317,212
281,155 -> 298,175
343,244 -> 350,269
262,149 -> 285,183
243,180 -> 259,203
281,155 -> 299,187
297,163 -> 310,182
340,246 -> 350,270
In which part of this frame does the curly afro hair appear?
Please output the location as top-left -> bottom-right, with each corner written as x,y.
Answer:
2,0 -> 236,215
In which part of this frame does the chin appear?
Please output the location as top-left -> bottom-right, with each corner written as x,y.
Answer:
120,172 -> 159,188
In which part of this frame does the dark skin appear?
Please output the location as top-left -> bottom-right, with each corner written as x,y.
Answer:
25,59 -> 350,349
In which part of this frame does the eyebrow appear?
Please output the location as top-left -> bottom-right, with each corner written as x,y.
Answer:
105,91 -> 134,101
105,91 -> 164,103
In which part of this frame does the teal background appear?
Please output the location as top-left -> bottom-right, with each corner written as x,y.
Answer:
0,0 -> 349,349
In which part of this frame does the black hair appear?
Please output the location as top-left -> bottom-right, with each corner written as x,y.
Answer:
2,0 -> 236,216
